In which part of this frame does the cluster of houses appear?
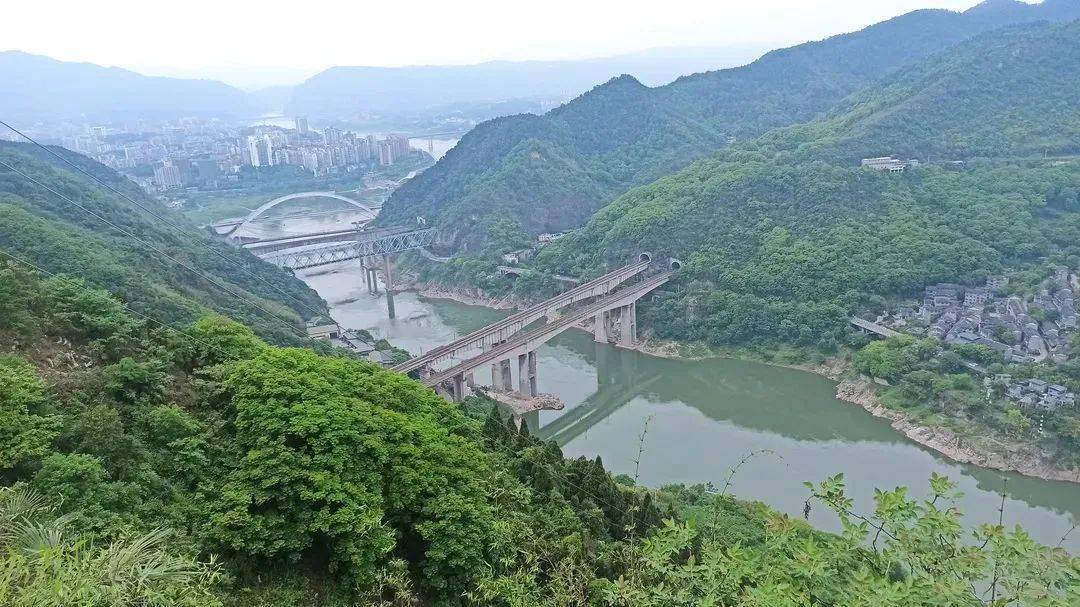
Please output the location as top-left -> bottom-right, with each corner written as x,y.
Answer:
306,322 -> 398,365
885,268 -> 1078,365
988,374 -> 1076,412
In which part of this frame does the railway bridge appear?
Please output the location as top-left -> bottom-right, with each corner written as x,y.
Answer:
398,260 -> 674,402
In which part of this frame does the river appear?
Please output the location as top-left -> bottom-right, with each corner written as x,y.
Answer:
293,259 -> 1080,552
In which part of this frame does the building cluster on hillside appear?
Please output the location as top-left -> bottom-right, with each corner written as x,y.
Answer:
883,267 -> 1078,365
305,322 -> 396,365
987,374 -> 1076,412
860,156 -> 920,172
240,123 -> 411,178
26,117 -> 417,192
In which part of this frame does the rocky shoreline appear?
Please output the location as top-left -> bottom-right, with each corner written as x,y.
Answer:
410,284 -> 516,310
835,378 -> 1080,484
406,280 -> 1080,484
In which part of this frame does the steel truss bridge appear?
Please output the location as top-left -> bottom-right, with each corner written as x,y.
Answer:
258,227 -> 437,270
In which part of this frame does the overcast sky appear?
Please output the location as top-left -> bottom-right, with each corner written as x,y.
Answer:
3,0 -> 1009,82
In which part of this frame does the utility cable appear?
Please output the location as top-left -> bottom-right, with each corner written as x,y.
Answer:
0,159 -> 312,342
0,248 -> 235,362
0,118 -> 336,324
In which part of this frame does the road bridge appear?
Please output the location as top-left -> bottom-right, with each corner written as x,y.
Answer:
392,261 -> 652,375
219,191 -> 378,236
243,225 -> 411,256
850,316 -> 987,375
422,271 -> 672,401
849,317 -> 901,338
256,227 -> 437,270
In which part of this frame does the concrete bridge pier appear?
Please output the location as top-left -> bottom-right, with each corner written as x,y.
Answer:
364,266 -> 379,295
491,359 -> 513,392
517,351 -> 537,397
452,373 -> 467,402
593,310 -> 609,343
500,359 -> 513,391
619,302 -> 637,347
383,255 -> 396,320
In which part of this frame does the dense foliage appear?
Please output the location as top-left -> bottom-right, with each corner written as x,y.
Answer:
378,1 -> 1079,247
0,265 -> 660,604
540,160 -> 1080,348
535,21 -> 1080,351
0,141 -> 327,344
853,335 -> 1080,469
1,252 -> 1077,604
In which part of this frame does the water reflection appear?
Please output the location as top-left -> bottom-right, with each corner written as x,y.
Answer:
293,251 -> 1080,552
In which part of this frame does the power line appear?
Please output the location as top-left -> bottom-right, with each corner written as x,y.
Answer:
0,158 -> 312,342
0,249 -> 234,362
0,118 -> 333,323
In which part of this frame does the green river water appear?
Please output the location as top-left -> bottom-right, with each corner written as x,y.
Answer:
295,259 -> 1080,551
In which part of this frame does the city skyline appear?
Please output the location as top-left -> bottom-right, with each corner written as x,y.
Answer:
2,0 -> 1006,87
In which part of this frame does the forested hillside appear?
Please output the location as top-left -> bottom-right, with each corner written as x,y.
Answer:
378,0 -> 1080,246
751,20 -> 1080,163
536,20 -> 1080,348
2,264 -> 1076,605
0,141 -> 326,344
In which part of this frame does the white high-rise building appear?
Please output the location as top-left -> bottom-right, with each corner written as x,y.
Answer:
246,136 -> 261,167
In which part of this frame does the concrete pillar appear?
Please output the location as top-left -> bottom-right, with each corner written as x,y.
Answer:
491,363 -> 504,391
527,351 -> 538,397
466,372 -> 475,389
383,255 -> 396,319
593,310 -> 608,343
619,303 -> 636,347
368,268 -> 379,294
452,373 -> 466,402
518,353 -> 528,395
435,384 -> 452,400
500,359 -> 513,390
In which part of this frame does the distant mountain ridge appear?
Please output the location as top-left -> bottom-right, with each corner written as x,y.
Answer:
376,0 -> 1080,246
546,18 -> 1080,269
283,46 -> 765,119
0,51 -> 257,123
528,18 -> 1080,350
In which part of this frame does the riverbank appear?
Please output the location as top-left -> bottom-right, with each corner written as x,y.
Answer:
404,280 -> 1080,484
836,378 -> 1080,484
631,336 -> 1080,484
411,283 -> 517,310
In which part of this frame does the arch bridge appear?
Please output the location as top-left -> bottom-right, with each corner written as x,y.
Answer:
221,191 -> 378,236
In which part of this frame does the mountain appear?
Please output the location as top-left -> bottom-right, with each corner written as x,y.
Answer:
376,0 -> 1080,247
0,51 -> 257,123
748,18 -> 1080,164
0,141 -> 325,343
283,46 -> 765,120
533,19 -> 1080,348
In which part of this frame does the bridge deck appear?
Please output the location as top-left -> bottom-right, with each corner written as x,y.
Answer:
849,317 -> 901,338
422,272 -> 672,387
254,228 -> 437,269
243,225 -> 404,254
392,262 -> 651,374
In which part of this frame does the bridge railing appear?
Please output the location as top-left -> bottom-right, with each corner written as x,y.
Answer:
422,272 -> 671,387
392,261 -> 650,374
258,228 -> 437,269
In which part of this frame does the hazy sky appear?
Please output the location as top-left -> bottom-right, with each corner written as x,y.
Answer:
4,0 -> 1009,77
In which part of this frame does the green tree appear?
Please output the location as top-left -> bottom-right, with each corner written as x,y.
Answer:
0,356 -> 58,474
207,348 -> 495,596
